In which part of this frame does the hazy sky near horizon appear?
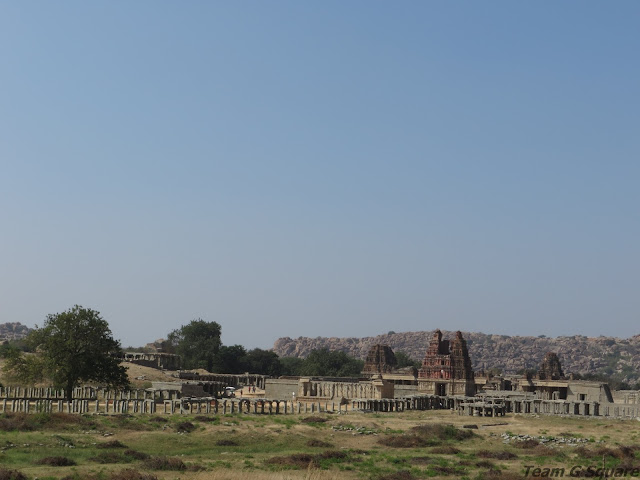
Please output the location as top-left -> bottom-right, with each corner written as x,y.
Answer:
1,2 -> 639,349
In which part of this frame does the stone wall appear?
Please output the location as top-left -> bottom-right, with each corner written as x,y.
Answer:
264,378 -> 299,400
264,377 -> 394,401
394,384 -> 419,398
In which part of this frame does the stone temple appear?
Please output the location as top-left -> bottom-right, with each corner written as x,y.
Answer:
362,344 -> 397,375
538,352 -> 564,380
417,330 -> 475,396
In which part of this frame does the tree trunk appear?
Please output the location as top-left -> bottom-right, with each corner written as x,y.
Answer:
65,382 -> 74,401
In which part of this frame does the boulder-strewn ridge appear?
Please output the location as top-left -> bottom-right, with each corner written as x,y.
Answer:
273,331 -> 640,383
0,322 -> 31,341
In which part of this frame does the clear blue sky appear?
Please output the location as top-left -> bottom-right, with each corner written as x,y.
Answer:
1,1 -> 638,349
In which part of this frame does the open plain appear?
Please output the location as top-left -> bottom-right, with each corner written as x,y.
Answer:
1,407 -> 639,480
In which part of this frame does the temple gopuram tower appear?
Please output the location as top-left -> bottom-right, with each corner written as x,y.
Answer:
538,352 -> 564,380
362,344 -> 398,375
418,330 -> 475,396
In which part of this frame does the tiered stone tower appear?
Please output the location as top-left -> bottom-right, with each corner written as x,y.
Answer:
538,352 -> 564,380
362,344 -> 398,375
418,330 -> 475,396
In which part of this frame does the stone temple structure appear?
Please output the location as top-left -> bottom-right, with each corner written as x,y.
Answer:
362,344 -> 397,375
538,352 -> 564,380
418,330 -> 475,396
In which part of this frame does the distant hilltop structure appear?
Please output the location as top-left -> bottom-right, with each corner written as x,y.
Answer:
0,322 -> 32,342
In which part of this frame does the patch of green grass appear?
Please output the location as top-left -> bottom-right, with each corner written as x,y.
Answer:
272,417 -> 298,429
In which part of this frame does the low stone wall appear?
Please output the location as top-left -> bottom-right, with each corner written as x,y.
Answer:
394,384 -> 419,398
265,379 -> 299,400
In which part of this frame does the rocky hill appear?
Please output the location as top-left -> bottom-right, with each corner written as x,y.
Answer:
0,322 -> 32,341
273,330 -> 640,384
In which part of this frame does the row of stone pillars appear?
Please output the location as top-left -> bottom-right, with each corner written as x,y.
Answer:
0,386 -> 157,401
3,394 -> 640,419
0,398 -> 158,414
458,402 -> 506,417
167,399 -> 352,415
351,395 -> 456,413
501,399 -> 600,416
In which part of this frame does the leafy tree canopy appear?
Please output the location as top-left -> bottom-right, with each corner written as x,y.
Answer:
244,348 -> 282,377
299,348 -> 364,377
394,351 -> 421,369
167,319 -> 222,372
5,305 -> 129,399
212,345 -> 247,374
279,356 -> 304,376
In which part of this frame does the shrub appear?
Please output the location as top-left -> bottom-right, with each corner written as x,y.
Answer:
316,451 -> 347,460
431,445 -> 461,454
476,450 -> 518,460
89,452 -> 128,464
306,439 -> 333,448
148,417 -> 168,423
109,469 -> 158,480
97,439 -> 128,449
512,439 -> 539,449
0,468 -> 27,480
411,423 -> 475,441
267,453 -> 315,468
194,416 -> 219,423
143,456 -> 186,471
377,472 -> 417,480
124,449 -> 150,460
35,456 -> 77,466
60,474 -> 100,480
0,413 -> 32,432
378,435 -> 429,448
431,465 -> 459,475
216,439 -> 239,446
301,416 -> 328,424
175,421 -> 196,433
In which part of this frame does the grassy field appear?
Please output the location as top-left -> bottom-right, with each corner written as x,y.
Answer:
0,408 -> 639,480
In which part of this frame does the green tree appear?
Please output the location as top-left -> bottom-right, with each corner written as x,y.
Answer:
395,351 -> 421,369
212,345 -> 247,374
300,348 -> 364,377
2,346 -> 44,385
6,305 -> 129,400
280,357 -> 304,376
244,348 -> 282,377
167,319 -> 222,372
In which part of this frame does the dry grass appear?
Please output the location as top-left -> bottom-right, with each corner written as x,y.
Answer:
122,363 -> 179,388
0,407 -> 638,479
476,450 -> 518,460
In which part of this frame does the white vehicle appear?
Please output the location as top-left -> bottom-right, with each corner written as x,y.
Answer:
223,386 -> 236,398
